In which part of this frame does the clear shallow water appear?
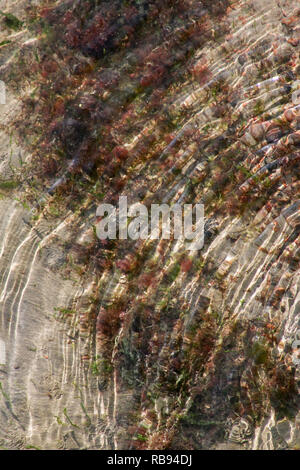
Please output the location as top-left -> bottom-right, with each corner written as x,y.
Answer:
0,338 -> 5,364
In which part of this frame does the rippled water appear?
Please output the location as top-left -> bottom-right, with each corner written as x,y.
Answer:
0,0 -> 299,450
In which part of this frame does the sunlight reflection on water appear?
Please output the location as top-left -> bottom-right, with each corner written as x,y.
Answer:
0,339 -> 6,364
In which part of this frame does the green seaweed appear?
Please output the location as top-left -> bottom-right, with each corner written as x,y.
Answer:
0,10 -> 23,31
63,408 -> 80,429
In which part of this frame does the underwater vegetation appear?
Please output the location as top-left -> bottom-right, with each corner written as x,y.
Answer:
0,0 -> 299,450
